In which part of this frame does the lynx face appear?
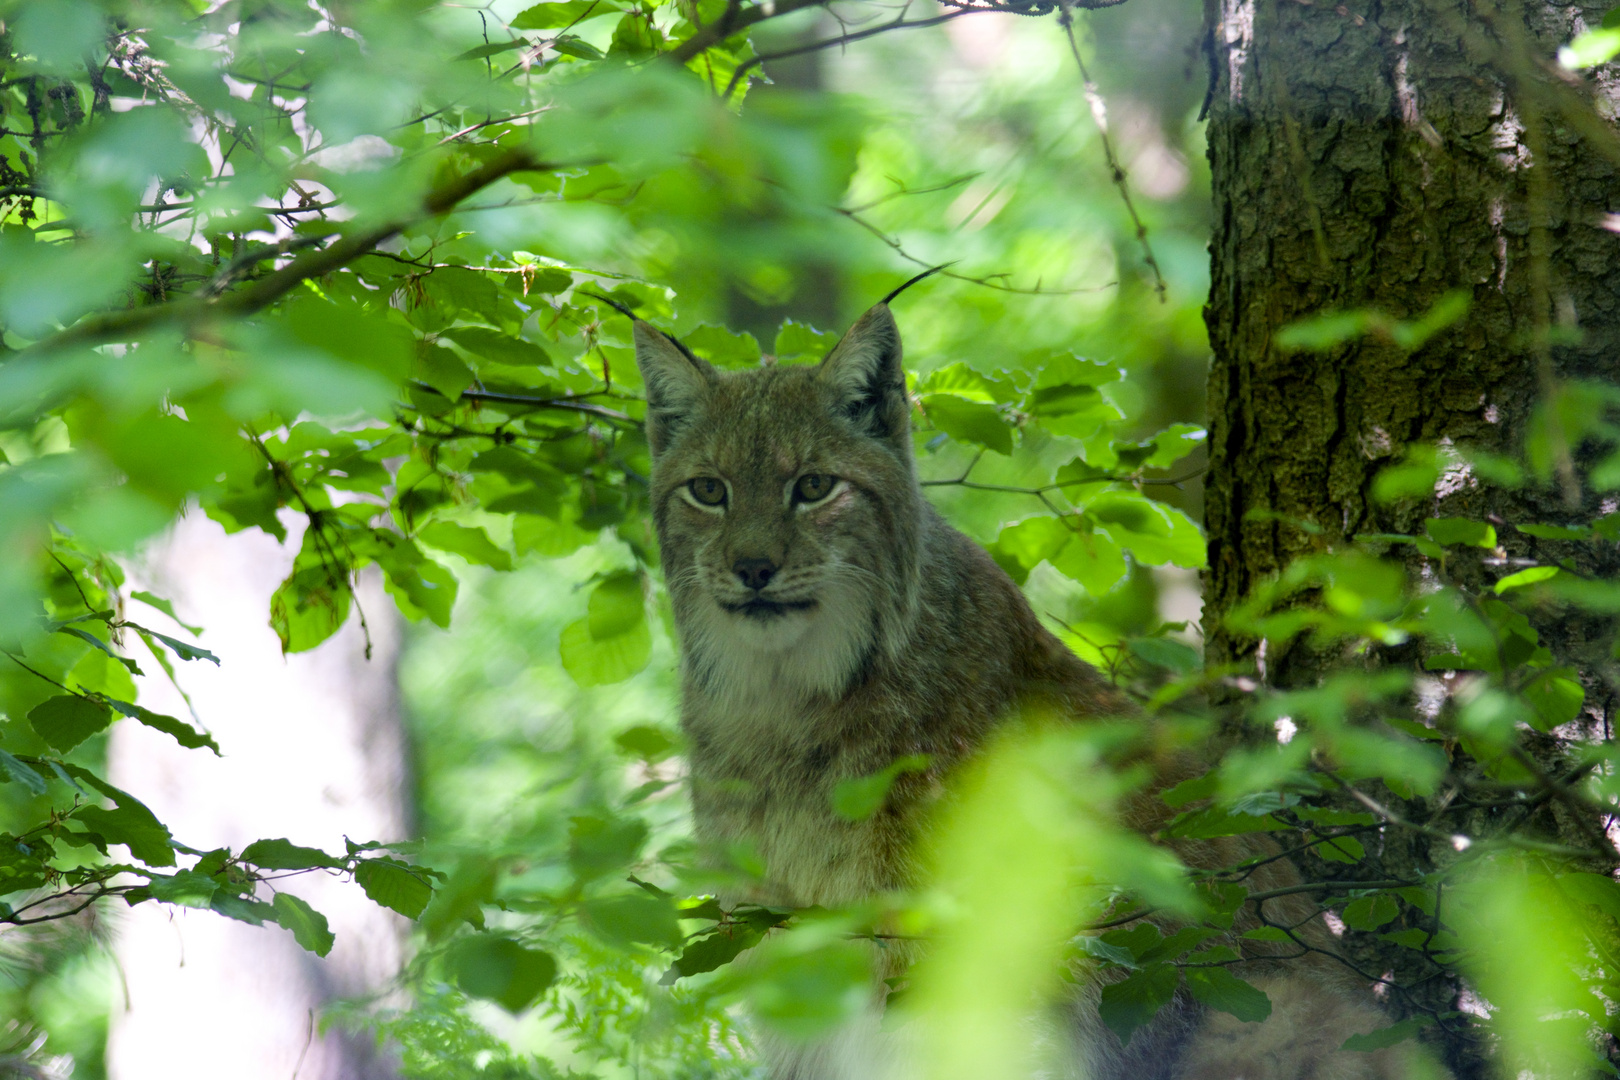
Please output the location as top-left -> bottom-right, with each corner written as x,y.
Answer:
635,305 -> 925,706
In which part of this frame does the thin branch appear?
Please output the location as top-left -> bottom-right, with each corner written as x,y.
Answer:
1055,0 -> 1167,302
844,173 -> 978,214
919,466 -> 1208,492
15,146 -> 551,360
667,0 -> 830,64
429,383 -> 636,424
837,204 -> 1116,295
723,8 -> 976,98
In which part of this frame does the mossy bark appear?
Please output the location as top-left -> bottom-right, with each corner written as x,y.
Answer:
1202,0 -> 1620,1073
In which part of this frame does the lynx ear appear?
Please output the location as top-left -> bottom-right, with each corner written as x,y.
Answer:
819,303 -> 907,440
634,321 -> 715,456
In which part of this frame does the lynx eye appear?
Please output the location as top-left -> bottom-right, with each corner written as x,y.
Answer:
688,477 -> 727,506
794,473 -> 837,504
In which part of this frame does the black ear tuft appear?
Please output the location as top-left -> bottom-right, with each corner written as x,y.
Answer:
818,304 -> 907,440
634,322 -> 715,455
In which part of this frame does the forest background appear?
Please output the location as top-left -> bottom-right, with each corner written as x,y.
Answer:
1,0 -> 1619,1077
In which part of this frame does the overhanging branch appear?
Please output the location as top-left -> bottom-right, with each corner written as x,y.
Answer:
666,0 -> 832,64
17,146 -> 549,359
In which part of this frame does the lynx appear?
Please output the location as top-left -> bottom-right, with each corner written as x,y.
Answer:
633,293 -> 1433,1080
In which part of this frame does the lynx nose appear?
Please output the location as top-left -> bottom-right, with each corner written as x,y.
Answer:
733,557 -> 778,591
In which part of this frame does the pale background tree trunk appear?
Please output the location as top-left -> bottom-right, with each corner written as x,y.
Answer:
1202,0 -> 1620,1074
106,514 -> 409,1080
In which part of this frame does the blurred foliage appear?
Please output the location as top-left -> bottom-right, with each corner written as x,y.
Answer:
0,0 -> 1615,1077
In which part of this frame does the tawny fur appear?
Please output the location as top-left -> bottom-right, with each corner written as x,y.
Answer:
635,304 -> 1434,1080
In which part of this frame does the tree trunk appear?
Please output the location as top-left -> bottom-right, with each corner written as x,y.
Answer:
106,515 -> 410,1080
1202,0 -> 1620,1074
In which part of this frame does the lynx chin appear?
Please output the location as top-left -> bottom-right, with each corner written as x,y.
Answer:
633,295 -> 1440,1080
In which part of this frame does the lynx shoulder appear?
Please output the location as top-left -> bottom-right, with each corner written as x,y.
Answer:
633,299 -> 1436,1080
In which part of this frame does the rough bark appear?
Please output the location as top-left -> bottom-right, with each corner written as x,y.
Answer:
1202,0 -> 1620,1074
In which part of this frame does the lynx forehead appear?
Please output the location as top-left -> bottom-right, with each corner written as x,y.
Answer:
635,308 -> 924,707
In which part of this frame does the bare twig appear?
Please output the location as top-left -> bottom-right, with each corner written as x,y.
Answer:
1055,0 -> 1167,302
16,147 -> 551,360
723,8 -> 975,98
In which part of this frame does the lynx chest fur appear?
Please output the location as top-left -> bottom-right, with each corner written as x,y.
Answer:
633,301 -> 1124,908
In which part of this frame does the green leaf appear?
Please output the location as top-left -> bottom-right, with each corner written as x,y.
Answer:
75,802 -> 175,867
0,749 -> 46,796
455,39 -> 529,61
123,623 -> 219,664
443,326 -> 551,368
418,522 -> 514,571
990,516 -> 1069,584
1098,963 -> 1179,1045
1342,1017 -> 1429,1052
921,394 -> 1013,455
1494,566 -> 1560,593
1164,805 -> 1285,839
1313,835 -> 1366,863
355,859 -> 433,919
918,362 -> 1000,402
1560,25 -> 1620,67
1143,424 -> 1207,469
584,892 -> 681,946
1275,311 -> 1371,350
420,858 -> 497,939
587,571 -> 645,639
1050,530 -> 1129,596
747,936 -> 871,1040
1557,872 -> 1620,921
146,869 -> 218,909
614,725 -> 677,762
270,568 -> 352,654
382,557 -> 459,629
681,324 -> 760,368
1160,772 -> 1216,808
446,935 -> 557,1013
272,892 -> 335,957
1074,934 -> 1139,968
663,925 -> 764,982
773,320 -> 838,364
1184,967 -> 1272,1023
240,838 -> 341,870
559,615 -> 650,686
1522,668 -> 1584,730
512,0 -> 620,29
1516,523 -> 1591,540
1276,293 -> 1468,352
550,34 -> 605,59
1128,636 -> 1201,674
211,894 -> 278,926
1089,493 -> 1206,568
129,706 -> 220,754
56,625 -> 141,675
1341,893 -> 1400,931
28,695 -> 112,753
830,754 -> 930,821
1241,926 -> 1293,943
567,813 -> 647,881
1424,517 -> 1496,548
415,345 -> 476,399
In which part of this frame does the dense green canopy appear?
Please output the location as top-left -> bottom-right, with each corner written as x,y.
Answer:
2,0 -> 1620,1076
